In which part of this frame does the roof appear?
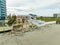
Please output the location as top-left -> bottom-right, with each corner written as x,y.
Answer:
16,15 -> 31,17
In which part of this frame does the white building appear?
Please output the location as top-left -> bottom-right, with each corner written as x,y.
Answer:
53,13 -> 60,17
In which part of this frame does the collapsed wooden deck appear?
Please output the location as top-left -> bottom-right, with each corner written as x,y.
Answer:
0,27 -> 12,33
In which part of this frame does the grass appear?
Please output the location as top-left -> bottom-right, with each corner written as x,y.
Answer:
37,17 -> 60,22
0,24 -> 6,27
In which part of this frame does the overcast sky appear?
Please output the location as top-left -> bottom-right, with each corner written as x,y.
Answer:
6,0 -> 60,16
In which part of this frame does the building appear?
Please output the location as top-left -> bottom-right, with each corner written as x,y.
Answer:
53,13 -> 60,17
29,14 -> 37,19
14,14 -> 37,24
15,15 -> 31,24
0,0 -> 6,20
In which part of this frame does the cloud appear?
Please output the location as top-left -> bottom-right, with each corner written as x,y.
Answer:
7,0 -> 58,7
6,0 -> 60,16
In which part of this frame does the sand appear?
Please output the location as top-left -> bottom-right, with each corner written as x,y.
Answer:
0,24 -> 60,45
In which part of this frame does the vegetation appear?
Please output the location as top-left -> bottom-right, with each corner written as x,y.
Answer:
0,24 -> 6,27
37,16 -> 60,22
7,14 -> 16,26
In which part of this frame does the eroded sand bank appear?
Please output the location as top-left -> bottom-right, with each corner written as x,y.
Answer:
0,24 -> 60,45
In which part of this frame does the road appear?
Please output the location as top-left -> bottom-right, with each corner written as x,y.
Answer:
0,24 -> 60,45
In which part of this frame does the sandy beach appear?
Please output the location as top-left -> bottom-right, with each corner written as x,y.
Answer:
0,24 -> 60,45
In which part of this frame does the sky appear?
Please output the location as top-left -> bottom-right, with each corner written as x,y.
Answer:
6,0 -> 60,16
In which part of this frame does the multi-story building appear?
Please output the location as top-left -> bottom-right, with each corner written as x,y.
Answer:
53,13 -> 60,17
15,15 -> 31,24
0,0 -> 6,20
14,14 -> 37,24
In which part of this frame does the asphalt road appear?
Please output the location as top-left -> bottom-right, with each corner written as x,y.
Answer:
0,24 -> 60,45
